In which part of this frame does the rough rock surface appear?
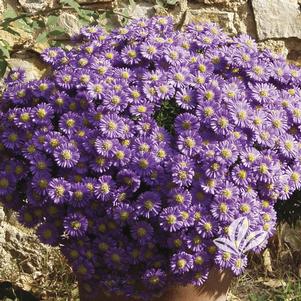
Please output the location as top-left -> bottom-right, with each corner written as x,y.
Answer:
0,205 -> 77,300
251,0 -> 301,40
18,0 -> 54,13
190,9 -> 237,34
58,12 -> 81,37
0,0 -> 4,14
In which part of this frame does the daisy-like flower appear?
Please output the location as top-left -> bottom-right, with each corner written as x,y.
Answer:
286,165 -> 301,189
95,138 -> 116,157
64,213 -> 88,238
167,188 -> 192,207
95,175 -> 115,201
5,67 -> 26,85
197,83 -> 221,102
210,111 -> 233,136
174,113 -> 200,133
132,153 -> 156,177
87,80 -> 104,100
175,88 -> 197,110
196,215 -> 216,238
136,191 -> 161,218
278,134 -> 298,159
170,252 -> 194,274
171,164 -> 194,187
99,114 -> 124,139
59,112 -> 81,136
229,100 -> 251,127
54,143 -> 80,168
37,223 -> 59,246
210,198 -> 236,222
130,221 -> 154,245
121,46 -> 141,65
159,207 -> 183,232
55,68 -> 75,89
177,131 -> 201,157
0,173 -> 15,196
249,82 -> 278,104
112,203 -> 135,224
29,154 -> 52,175
69,183 -> 90,208
47,178 -> 71,204
142,269 -> 167,288
116,169 -> 140,193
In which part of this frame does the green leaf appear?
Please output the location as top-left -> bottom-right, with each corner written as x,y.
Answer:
48,26 -> 67,36
2,4 -> 18,19
15,18 -> 33,33
32,19 -> 45,30
0,59 -> 7,77
77,9 -> 93,22
0,45 -> 10,58
47,15 -> 59,26
36,31 -> 48,43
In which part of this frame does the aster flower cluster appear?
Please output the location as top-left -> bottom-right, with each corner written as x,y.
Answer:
1,16 -> 301,300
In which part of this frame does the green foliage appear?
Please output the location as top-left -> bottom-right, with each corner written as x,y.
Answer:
276,190 -> 301,226
154,99 -> 183,133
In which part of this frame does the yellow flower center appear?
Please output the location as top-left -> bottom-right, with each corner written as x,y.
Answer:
62,150 -> 72,160
184,137 -> 196,148
139,159 -> 149,169
71,221 -> 81,230
0,178 -> 9,188
219,202 -> 228,213
166,214 -> 177,224
55,185 -> 65,197
144,200 -> 154,210
137,228 -> 147,237
43,229 -> 52,239
177,259 -> 187,269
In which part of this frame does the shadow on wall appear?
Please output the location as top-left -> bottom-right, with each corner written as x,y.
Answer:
0,281 -> 38,301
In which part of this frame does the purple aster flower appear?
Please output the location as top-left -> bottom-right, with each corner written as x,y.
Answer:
136,191 -> 161,218
74,259 -> 95,280
249,82 -> 278,104
196,215 -> 216,238
55,68 -> 75,89
167,188 -> 192,207
5,67 -> 26,85
47,178 -> 71,204
0,173 -> 15,196
159,207 -> 183,232
112,203 -> 135,224
64,212 -> 88,238
175,88 -> 197,110
41,47 -> 65,65
69,183 -> 91,208
132,153 -> 156,177
130,221 -> 154,245
99,114 -> 124,139
32,103 -> 54,125
54,143 -> 80,168
170,252 -> 194,274
95,175 -> 115,201
116,169 -> 140,193
142,268 -> 167,288
37,222 -> 59,246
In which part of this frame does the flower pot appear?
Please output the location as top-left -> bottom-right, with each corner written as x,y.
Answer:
79,267 -> 233,301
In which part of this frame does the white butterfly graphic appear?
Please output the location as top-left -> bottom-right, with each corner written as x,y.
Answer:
213,217 -> 268,256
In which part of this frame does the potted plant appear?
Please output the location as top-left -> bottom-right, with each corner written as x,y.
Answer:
1,16 -> 300,300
